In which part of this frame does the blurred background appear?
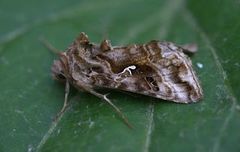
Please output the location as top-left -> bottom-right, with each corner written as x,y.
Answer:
0,0 -> 239,152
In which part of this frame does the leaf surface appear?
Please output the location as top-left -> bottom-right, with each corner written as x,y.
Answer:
0,0 -> 239,152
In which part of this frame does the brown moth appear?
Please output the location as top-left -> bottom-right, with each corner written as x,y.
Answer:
49,32 -> 203,127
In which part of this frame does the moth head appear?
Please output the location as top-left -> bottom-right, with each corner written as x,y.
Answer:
51,59 -> 66,82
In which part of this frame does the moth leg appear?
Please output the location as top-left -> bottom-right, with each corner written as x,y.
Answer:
54,80 -> 70,120
39,37 -> 61,54
86,88 -> 133,129
181,43 -> 198,54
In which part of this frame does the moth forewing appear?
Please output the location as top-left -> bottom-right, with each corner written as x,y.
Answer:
51,32 -> 203,127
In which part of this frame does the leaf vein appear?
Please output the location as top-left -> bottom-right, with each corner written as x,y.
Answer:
183,9 -> 239,152
143,103 -> 154,152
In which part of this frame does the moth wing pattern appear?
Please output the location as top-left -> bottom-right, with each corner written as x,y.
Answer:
94,41 -> 202,103
52,33 -> 203,104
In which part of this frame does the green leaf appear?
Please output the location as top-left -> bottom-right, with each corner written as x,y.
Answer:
0,0 -> 239,152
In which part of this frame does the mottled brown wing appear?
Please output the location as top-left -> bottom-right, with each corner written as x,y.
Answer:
57,33 -> 203,103
93,41 -> 203,103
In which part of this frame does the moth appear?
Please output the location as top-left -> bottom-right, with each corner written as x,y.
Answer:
46,32 -> 203,127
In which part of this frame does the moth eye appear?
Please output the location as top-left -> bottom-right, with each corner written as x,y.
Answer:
57,73 -> 66,80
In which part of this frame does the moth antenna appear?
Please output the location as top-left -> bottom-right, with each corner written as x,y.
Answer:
87,89 -> 133,129
54,80 -> 70,121
100,40 -> 112,51
39,36 -> 61,54
77,32 -> 89,45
